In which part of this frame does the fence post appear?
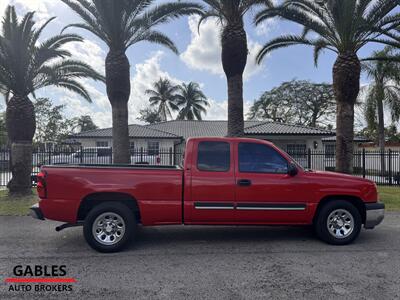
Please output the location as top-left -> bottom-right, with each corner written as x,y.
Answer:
80,146 -> 83,164
110,147 -> 113,164
140,147 -> 143,163
362,149 -> 366,179
169,147 -> 173,166
307,148 -> 311,169
48,147 -> 52,165
388,149 -> 392,186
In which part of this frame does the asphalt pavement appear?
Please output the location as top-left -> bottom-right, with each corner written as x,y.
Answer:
0,214 -> 400,299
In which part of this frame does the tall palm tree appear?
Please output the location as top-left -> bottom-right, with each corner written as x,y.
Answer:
61,0 -> 203,163
362,48 -> 400,173
176,82 -> 209,120
198,0 -> 272,136
146,78 -> 179,122
255,0 -> 399,173
0,6 -> 103,194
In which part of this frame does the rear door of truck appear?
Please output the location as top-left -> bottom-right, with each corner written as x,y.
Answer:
184,139 -> 235,223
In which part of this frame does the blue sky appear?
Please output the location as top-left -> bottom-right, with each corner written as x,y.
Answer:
0,0 -> 394,129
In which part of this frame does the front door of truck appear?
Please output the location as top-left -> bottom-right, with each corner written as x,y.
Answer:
185,140 -> 236,223
234,141 -> 309,224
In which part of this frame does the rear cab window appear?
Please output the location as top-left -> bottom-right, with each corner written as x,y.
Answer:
197,141 -> 230,172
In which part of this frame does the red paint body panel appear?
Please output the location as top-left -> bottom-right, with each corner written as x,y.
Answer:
38,137 -> 379,226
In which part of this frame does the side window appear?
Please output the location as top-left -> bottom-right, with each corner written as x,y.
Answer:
239,143 -> 288,174
197,141 -> 230,172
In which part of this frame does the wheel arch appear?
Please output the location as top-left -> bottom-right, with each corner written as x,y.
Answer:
313,195 -> 366,224
77,192 -> 141,223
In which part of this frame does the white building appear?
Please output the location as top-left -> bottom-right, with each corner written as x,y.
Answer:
70,120 -> 334,157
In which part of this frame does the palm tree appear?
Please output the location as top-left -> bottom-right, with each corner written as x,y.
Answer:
198,0 -> 272,136
0,6 -> 103,194
145,78 -> 179,122
362,48 -> 400,173
255,0 -> 399,173
176,82 -> 209,120
61,0 -> 203,163
74,115 -> 98,133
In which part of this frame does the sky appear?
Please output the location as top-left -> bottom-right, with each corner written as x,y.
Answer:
0,0 -> 395,129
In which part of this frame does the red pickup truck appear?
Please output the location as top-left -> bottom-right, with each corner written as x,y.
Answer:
30,137 -> 384,252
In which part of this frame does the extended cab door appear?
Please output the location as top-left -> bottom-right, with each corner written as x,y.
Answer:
185,140 -> 236,223
234,141 -> 310,224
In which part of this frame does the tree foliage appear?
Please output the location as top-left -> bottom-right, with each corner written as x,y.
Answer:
145,78 -> 210,122
176,82 -> 209,120
255,0 -> 400,64
137,108 -> 162,124
146,78 -> 180,122
247,80 -> 335,128
73,115 -> 98,133
0,6 -> 104,101
34,98 -> 74,145
362,48 -> 400,129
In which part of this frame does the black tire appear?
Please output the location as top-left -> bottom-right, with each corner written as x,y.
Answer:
83,202 -> 136,253
314,200 -> 362,245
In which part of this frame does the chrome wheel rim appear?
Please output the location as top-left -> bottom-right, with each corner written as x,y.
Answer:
92,212 -> 125,245
327,209 -> 354,239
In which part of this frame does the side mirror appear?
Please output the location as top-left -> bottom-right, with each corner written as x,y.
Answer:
288,163 -> 298,177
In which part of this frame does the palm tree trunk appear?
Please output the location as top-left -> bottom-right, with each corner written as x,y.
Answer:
6,95 -> 36,194
221,20 -> 247,137
333,52 -> 360,174
227,74 -> 244,136
376,85 -> 386,175
106,50 -> 131,164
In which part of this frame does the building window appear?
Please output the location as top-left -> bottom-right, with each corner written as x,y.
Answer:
286,144 -> 306,156
129,142 -> 135,154
147,141 -> 160,156
325,144 -> 335,159
96,141 -> 109,147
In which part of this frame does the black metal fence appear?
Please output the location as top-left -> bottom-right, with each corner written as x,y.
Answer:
0,147 -> 399,187
0,146 -> 184,186
287,149 -> 400,186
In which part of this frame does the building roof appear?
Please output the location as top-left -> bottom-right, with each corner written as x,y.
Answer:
146,120 -> 334,139
72,124 -> 180,139
322,136 -> 370,142
72,120 -> 334,140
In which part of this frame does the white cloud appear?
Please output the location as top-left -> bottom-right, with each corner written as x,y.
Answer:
255,19 -> 278,37
181,16 -> 265,81
1,0 -> 56,25
205,99 -> 252,121
128,51 -> 182,123
62,40 -> 106,74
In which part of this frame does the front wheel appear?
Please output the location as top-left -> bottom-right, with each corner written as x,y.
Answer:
314,200 -> 362,245
83,202 -> 136,252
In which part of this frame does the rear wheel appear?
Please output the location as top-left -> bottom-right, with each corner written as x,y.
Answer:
83,202 -> 135,252
314,200 -> 361,245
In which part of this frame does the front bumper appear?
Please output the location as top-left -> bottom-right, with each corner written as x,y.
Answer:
30,203 -> 45,220
364,202 -> 385,229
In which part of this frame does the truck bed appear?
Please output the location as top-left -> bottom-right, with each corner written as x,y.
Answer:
40,164 -> 184,225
